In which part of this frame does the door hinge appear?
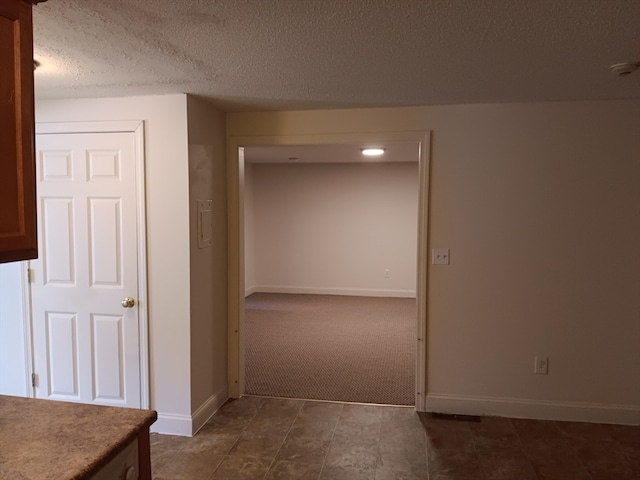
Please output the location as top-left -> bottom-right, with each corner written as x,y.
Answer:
27,268 -> 34,283
31,373 -> 37,388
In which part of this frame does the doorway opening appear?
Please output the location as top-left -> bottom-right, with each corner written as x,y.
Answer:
244,144 -> 419,405
228,131 -> 431,411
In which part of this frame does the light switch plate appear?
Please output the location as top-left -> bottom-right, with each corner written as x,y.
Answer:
432,248 -> 450,265
197,200 -> 213,249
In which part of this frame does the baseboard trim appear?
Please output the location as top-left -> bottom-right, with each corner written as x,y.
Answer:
252,285 -> 416,298
151,413 -> 192,436
151,386 -> 229,436
191,385 -> 229,435
425,393 -> 640,426
245,286 -> 257,297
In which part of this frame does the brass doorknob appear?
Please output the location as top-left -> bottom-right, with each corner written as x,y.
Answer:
121,297 -> 135,308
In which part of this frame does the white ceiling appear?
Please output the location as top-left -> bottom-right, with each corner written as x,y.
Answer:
32,0 -> 640,112
245,142 -> 419,164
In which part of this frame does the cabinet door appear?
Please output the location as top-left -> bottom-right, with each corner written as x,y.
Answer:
0,0 -> 38,263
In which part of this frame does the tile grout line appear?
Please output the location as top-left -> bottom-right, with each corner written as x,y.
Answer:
552,420 -> 595,480
468,419 -> 487,480
318,402 -> 346,479
372,408 -> 385,479
209,398 -> 266,480
422,413 -> 432,480
260,399 -> 306,480
508,418 -> 543,480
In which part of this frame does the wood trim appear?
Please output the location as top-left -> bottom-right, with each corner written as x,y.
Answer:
137,427 -> 152,480
0,3 -> 19,18
415,132 -> 431,412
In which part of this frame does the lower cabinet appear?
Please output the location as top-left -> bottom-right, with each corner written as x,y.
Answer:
90,438 -> 138,480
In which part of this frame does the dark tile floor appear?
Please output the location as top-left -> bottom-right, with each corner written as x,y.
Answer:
150,396 -> 640,480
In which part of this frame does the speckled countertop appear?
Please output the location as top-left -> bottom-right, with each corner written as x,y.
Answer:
0,395 -> 157,480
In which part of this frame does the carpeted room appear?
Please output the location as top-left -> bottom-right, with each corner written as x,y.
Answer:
242,144 -> 420,406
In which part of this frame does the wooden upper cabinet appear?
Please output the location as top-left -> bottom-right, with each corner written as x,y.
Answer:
0,0 -> 45,263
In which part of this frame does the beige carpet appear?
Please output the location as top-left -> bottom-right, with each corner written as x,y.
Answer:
244,293 -> 415,405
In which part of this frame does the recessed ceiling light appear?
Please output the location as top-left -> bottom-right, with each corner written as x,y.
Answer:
361,148 -> 385,156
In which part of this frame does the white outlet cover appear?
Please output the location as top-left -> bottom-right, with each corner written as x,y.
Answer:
534,356 -> 549,375
432,248 -> 450,265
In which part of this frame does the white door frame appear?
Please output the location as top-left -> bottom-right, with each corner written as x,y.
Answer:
227,130 -> 431,411
27,120 -> 150,409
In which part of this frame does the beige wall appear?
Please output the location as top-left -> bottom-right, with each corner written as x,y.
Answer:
33,94 -> 229,435
246,162 -> 418,296
36,95 -> 193,433
228,100 -> 640,423
186,96 -> 228,418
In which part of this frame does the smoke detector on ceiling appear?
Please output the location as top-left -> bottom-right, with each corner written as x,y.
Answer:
609,62 -> 640,77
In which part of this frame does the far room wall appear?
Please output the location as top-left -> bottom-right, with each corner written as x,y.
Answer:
244,161 -> 419,298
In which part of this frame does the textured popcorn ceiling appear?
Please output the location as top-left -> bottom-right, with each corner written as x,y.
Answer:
32,0 -> 640,111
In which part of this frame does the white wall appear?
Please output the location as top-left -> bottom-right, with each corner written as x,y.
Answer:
0,262 -> 28,397
186,96 -> 228,431
247,161 -> 418,297
35,95 -> 193,433
228,99 -> 640,424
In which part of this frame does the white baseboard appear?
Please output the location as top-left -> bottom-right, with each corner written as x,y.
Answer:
245,285 -> 257,297
191,385 -> 229,435
151,385 -> 229,437
425,393 -> 640,426
252,285 -> 416,298
151,413 -> 192,436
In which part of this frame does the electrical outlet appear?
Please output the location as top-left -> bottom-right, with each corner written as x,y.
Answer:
534,356 -> 549,375
384,269 -> 391,278
432,248 -> 450,265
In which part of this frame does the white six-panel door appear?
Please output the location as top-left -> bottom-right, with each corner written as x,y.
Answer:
31,131 -> 141,408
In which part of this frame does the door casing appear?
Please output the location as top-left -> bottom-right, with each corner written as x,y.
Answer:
227,131 -> 431,411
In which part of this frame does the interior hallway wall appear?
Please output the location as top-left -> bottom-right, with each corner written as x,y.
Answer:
186,96 -> 228,427
228,99 -> 640,424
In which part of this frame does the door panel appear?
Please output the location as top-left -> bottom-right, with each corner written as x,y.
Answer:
88,198 -> 122,286
92,313 -> 124,401
46,311 -> 79,398
42,197 -> 75,284
32,131 -> 140,408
